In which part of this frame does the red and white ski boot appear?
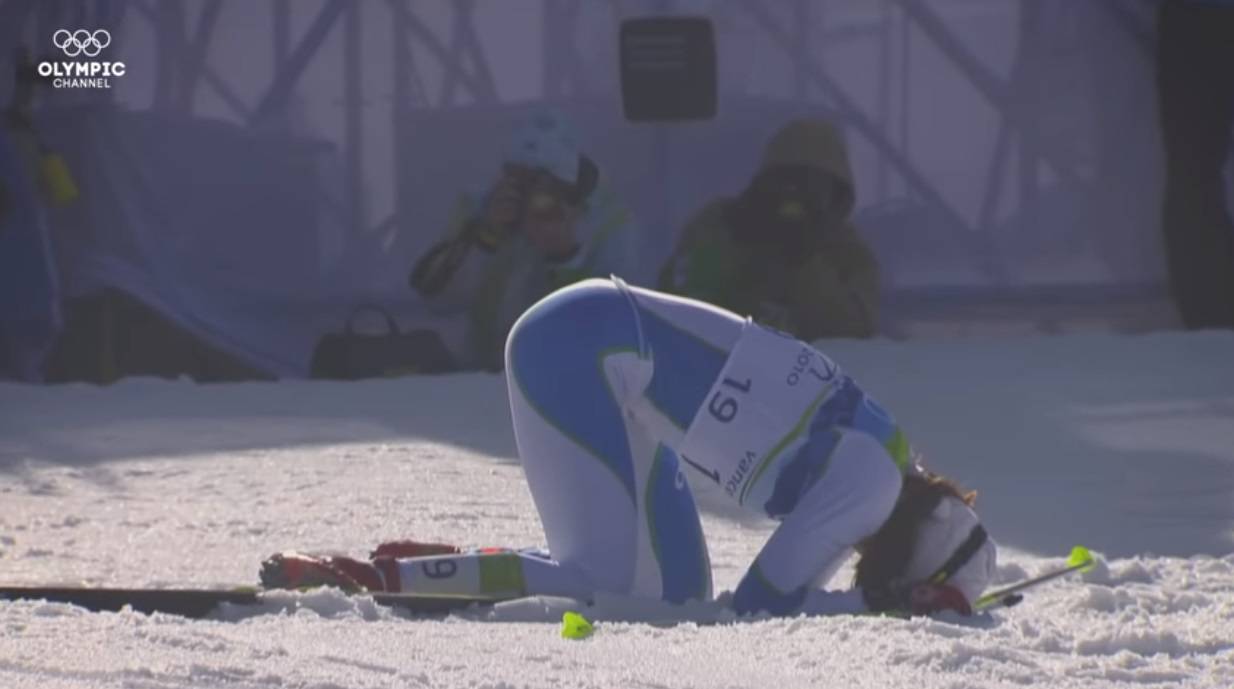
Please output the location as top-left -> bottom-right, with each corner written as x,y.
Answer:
259,551 -> 397,592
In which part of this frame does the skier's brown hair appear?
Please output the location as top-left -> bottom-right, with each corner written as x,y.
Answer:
853,470 -> 977,597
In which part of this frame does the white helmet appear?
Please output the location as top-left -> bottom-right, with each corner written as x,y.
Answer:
504,109 -> 581,185
901,496 -> 998,606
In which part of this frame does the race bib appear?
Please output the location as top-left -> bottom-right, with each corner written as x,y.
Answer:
678,322 -> 842,507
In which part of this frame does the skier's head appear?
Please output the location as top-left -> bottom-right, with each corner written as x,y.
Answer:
854,470 -> 997,612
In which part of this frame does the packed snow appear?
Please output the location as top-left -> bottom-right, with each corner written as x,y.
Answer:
2,330 -> 1233,688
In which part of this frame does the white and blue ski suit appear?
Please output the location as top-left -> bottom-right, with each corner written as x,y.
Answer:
395,278 -> 911,616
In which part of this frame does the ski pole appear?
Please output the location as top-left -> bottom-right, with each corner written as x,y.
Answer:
974,545 -> 1096,611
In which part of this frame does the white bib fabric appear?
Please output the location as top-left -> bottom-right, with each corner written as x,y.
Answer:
678,321 -> 842,509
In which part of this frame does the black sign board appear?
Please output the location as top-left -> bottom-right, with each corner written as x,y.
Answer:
619,16 -> 717,122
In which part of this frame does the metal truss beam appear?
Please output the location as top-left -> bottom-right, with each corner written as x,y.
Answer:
437,0 -> 498,106
176,0 -> 223,113
344,0 -> 365,232
544,0 -> 588,99
891,0 -> 1083,185
0,0 -> 41,58
390,2 -> 425,110
385,0 -> 497,107
131,0 -> 249,119
272,0 -> 290,67
249,0 -> 348,126
150,0 -> 185,109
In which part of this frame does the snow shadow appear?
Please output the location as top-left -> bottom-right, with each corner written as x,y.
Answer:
0,372 -> 520,470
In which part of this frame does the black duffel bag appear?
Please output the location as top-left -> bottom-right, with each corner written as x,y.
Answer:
310,305 -> 457,379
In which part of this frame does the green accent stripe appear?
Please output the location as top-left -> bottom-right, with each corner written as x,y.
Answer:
884,427 -> 911,473
478,554 -> 526,595
738,383 -> 836,505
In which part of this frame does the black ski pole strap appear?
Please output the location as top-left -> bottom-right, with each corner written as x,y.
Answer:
929,524 -> 988,585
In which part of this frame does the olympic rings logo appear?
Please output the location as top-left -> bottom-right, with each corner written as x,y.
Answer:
53,29 -> 111,58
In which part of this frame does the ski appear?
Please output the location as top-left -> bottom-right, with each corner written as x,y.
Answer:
0,585 -> 506,619
3,546 -> 1098,621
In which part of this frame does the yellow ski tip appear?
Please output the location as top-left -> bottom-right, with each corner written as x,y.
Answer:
561,610 -> 594,640
1067,546 -> 1095,572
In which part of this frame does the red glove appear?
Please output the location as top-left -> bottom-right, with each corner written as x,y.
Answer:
907,582 -> 973,616
863,581 -> 974,617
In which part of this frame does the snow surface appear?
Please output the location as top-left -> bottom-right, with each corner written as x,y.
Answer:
2,330 -> 1233,688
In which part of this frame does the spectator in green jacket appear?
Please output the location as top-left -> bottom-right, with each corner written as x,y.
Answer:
658,118 -> 880,340
410,110 -> 641,370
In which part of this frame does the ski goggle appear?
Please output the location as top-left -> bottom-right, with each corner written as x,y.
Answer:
928,524 -> 989,585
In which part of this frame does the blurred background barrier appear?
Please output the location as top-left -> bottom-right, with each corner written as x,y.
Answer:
1,0 -> 1225,382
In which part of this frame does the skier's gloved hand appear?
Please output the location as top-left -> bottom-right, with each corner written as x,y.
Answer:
906,582 -> 972,616
862,581 -> 973,617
